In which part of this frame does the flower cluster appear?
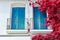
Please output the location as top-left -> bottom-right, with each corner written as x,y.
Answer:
36,0 -> 60,31
28,0 -> 60,40
32,31 -> 60,40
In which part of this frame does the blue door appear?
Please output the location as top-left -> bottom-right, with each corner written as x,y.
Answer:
11,7 -> 25,30
33,7 -> 47,30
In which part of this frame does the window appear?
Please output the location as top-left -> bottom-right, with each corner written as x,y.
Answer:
11,7 -> 25,30
7,2 -> 52,35
30,6 -> 52,35
33,7 -> 47,30
7,3 -> 28,34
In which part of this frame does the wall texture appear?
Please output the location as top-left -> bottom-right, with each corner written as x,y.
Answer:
0,1 -> 11,35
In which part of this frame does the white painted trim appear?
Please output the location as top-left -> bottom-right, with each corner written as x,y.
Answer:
12,3 -> 25,7
7,30 -> 28,34
30,30 -> 52,35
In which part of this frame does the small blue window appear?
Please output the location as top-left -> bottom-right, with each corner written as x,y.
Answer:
33,7 -> 47,30
11,7 -> 25,30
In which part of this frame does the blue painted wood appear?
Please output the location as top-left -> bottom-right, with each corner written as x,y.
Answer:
18,7 -> 25,29
33,7 -> 47,30
11,7 -> 25,30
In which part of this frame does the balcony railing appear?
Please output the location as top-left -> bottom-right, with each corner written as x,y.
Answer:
7,18 -> 52,35
7,18 -> 11,30
7,18 -> 29,34
7,18 -> 29,30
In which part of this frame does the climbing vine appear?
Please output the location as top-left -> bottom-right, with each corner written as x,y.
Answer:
28,0 -> 60,40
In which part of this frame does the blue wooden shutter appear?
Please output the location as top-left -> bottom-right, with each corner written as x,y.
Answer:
11,7 -> 25,30
33,7 -> 47,30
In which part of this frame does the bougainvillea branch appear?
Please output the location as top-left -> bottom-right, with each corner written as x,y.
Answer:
28,0 -> 60,40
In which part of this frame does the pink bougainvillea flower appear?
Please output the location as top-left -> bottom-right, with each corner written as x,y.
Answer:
28,0 -> 60,40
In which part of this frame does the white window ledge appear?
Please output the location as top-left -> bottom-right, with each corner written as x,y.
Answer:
30,30 -> 53,35
7,30 -> 28,34
7,30 -> 52,36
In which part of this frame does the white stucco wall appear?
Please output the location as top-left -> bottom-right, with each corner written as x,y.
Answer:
0,1 -> 10,35
0,36 -> 31,40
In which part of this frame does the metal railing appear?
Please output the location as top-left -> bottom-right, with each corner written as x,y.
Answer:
7,18 -> 29,30
7,18 -> 52,30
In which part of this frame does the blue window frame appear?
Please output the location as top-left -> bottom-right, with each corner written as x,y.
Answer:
11,7 -> 25,30
33,7 -> 47,30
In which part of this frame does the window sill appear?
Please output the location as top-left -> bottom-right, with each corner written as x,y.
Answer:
7,30 -> 28,34
30,30 -> 53,35
7,29 -> 52,36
